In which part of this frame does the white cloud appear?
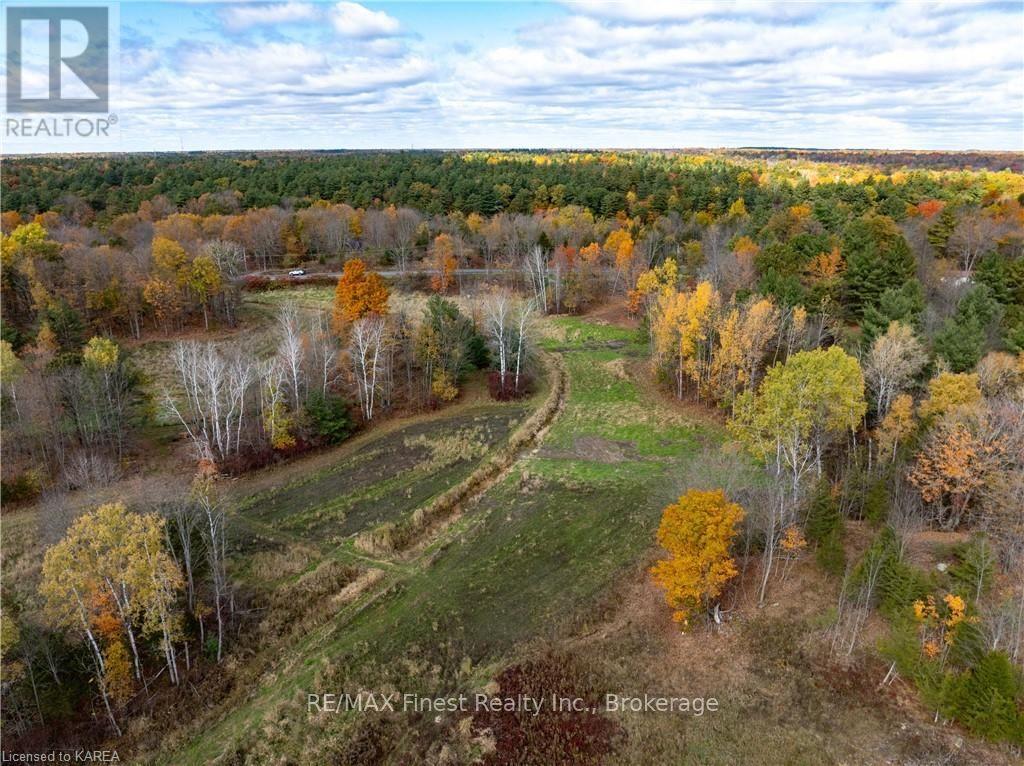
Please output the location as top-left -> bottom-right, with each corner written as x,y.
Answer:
561,0 -> 823,24
330,2 -> 400,38
12,0 -> 1021,152
446,0 -> 1023,149
220,2 -> 319,31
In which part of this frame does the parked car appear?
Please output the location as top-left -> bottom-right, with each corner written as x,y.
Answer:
288,268 -> 307,276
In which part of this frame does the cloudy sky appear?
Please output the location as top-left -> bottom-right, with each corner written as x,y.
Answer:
4,0 -> 1023,152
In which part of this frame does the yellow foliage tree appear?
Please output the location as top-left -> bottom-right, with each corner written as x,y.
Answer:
652,281 -> 721,399
629,257 -> 677,315
710,296 -> 780,405
875,393 -> 915,461
605,228 -> 634,289
40,502 -> 184,732
83,336 -> 119,369
151,236 -> 188,285
650,489 -> 745,626
918,372 -> 983,423
103,641 -> 135,705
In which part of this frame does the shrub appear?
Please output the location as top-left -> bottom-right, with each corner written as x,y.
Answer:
471,653 -> 623,766
942,652 -> 1024,745
305,392 -> 353,445
241,275 -> 276,291
1,468 -> 43,506
853,527 -> 929,616
487,371 -> 534,401
805,481 -> 845,576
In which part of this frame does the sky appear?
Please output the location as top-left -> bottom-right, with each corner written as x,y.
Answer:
2,0 -> 1023,153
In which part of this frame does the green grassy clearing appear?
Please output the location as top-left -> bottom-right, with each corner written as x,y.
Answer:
154,315 -> 722,764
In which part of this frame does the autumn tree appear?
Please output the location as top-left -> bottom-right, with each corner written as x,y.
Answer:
730,346 -> 866,601
803,246 -> 845,309
605,228 -> 635,292
40,503 -> 184,733
910,421 -> 1001,529
629,257 -> 677,317
651,489 -> 745,626
186,254 -> 223,330
430,233 -> 457,293
143,236 -> 191,330
876,393 -> 916,462
863,321 -> 927,418
733,346 -> 866,484
332,258 -> 389,333
976,351 -> 1024,398
918,372 -> 983,423
652,281 -> 720,399
710,295 -> 781,406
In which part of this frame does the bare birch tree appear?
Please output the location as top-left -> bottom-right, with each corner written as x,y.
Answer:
863,321 -> 926,418
307,308 -> 340,397
277,301 -> 305,410
349,315 -> 388,421
524,244 -> 549,314
165,341 -> 257,464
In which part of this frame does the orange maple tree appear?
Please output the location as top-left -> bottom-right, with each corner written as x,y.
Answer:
430,233 -> 457,293
909,421 -> 1001,528
650,488 -> 744,626
332,258 -> 389,332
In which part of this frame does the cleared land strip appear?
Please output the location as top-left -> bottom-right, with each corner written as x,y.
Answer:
148,354 -> 567,764
159,323 -> 713,764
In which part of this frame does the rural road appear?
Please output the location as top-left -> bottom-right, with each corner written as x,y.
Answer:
237,268 -> 498,281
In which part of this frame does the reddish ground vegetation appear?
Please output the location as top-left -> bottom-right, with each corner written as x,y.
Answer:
471,652 -> 623,766
487,371 -> 534,401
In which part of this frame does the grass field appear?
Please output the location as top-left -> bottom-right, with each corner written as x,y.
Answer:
145,315 -> 725,764
233,407 -> 527,550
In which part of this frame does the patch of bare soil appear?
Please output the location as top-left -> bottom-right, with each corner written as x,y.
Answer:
582,296 -> 638,329
904,528 -> 971,571
539,435 -> 638,464
574,435 -> 637,463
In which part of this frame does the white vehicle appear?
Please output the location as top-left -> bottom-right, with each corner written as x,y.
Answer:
288,268 -> 307,277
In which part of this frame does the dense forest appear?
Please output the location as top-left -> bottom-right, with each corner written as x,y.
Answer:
2,150 -> 1023,759
3,149 -> 1021,219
